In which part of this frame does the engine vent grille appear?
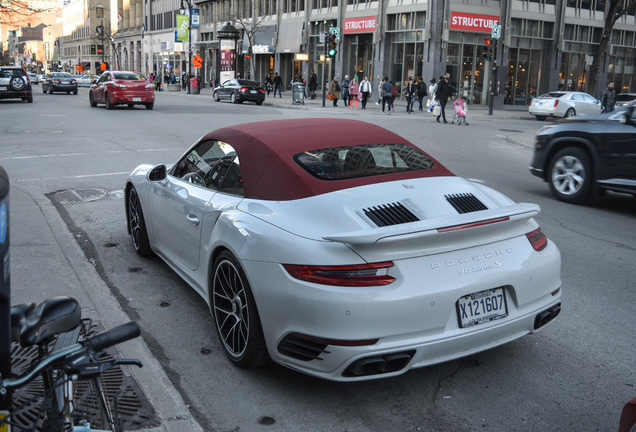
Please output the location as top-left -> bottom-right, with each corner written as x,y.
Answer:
278,334 -> 329,362
363,202 -> 420,227
445,193 -> 488,214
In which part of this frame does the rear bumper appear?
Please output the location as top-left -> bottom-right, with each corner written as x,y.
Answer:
111,91 -> 154,104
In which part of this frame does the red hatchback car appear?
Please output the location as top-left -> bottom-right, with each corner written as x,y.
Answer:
89,71 -> 155,110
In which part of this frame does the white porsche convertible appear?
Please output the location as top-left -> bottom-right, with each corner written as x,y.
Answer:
125,118 -> 562,381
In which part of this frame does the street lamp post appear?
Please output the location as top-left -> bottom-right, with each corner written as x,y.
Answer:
180,0 -> 193,94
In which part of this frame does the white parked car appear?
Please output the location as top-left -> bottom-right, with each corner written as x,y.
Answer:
125,119 -> 562,381
27,72 -> 39,84
529,91 -> 601,120
76,75 -> 93,87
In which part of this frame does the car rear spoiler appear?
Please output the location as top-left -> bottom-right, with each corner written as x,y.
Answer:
322,203 -> 540,245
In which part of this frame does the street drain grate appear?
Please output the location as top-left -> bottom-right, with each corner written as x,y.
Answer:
50,188 -> 110,204
9,321 -> 160,431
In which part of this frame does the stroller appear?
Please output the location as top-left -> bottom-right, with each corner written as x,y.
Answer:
451,98 -> 468,125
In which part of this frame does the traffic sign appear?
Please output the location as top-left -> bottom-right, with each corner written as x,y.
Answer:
330,27 -> 339,39
193,53 -> 202,68
491,25 -> 501,39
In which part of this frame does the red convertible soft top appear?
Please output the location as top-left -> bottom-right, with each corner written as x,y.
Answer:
204,118 -> 454,201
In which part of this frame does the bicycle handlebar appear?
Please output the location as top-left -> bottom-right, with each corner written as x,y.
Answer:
84,321 -> 140,352
1,321 -> 141,392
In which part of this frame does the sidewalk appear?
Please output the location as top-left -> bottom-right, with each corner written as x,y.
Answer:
160,86 -> 533,120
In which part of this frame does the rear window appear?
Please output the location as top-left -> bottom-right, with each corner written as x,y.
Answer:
294,143 -> 435,181
617,94 -> 636,102
539,92 -> 566,98
237,79 -> 259,86
113,72 -> 145,81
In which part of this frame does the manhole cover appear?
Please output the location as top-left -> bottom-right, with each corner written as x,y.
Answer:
51,188 -> 110,204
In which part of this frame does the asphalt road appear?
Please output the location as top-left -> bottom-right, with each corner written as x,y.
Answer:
2,89 -> 635,432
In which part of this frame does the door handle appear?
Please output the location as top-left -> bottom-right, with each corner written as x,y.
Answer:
186,214 -> 200,225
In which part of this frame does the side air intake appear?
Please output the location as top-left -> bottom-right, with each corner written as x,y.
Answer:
363,202 -> 420,227
445,193 -> 488,214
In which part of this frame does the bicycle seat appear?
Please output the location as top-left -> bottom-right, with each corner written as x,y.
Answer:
10,302 -> 36,342
14,296 -> 82,347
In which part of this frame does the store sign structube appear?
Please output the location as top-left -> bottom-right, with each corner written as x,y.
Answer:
450,11 -> 500,33
343,16 -> 376,34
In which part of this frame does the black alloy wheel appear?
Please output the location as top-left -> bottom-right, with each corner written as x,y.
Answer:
128,186 -> 151,257
211,251 -> 269,367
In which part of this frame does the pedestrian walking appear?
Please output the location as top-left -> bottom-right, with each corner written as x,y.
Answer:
602,82 -> 617,113
377,77 -> 385,105
342,75 -> 351,106
265,74 -> 273,96
435,73 -> 453,123
329,76 -> 341,107
381,77 -> 393,113
308,70 -> 317,99
417,77 -> 427,111
182,73 -> 187,90
359,76 -> 372,109
349,76 -> 360,110
404,78 -> 416,113
273,72 -> 283,98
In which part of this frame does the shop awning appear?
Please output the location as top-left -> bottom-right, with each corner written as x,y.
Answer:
276,21 -> 304,53
242,25 -> 276,54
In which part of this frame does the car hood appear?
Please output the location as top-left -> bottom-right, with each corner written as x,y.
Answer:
238,176 -> 540,254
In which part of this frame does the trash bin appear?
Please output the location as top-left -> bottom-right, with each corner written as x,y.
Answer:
292,82 -> 305,105
190,77 -> 200,95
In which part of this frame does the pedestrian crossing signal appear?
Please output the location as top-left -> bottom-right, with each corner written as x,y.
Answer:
328,34 -> 337,57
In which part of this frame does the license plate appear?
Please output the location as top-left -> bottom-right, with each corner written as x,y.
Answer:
250,90 -> 257,94
0,87 -> 6,91
0,410 -> 10,432
62,80 -> 69,84
457,287 -> 508,328
133,97 -> 141,102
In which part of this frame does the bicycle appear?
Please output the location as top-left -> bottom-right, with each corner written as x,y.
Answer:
0,296 -> 142,432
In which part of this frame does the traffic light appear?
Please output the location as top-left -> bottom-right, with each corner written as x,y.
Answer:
483,38 -> 493,61
328,34 -> 337,57
97,45 -> 104,54
91,44 -> 96,55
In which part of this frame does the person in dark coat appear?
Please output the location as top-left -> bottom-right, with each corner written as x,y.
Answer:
435,73 -> 453,123
416,77 -> 427,111
601,82 -> 617,113
308,70 -> 317,99
273,72 -> 283,98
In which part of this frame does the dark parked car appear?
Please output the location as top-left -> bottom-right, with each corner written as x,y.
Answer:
213,79 -> 265,105
42,72 -> 78,94
529,103 -> 636,204
0,66 -> 33,103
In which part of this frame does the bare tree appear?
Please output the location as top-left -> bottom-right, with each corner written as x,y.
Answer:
588,0 -> 636,97
0,0 -> 49,27
227,0 -> 268,80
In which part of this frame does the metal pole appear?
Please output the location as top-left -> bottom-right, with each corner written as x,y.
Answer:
488,39 -> 498,116
322,34 -> 327,107
187,2 -> 192,94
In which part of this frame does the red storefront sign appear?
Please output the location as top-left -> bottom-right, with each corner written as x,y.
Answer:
343,16 -> 377,34
450,11 -> 500,33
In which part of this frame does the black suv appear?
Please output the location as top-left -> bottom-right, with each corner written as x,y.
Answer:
529,103 -> 636,204
0,66 -> 33,103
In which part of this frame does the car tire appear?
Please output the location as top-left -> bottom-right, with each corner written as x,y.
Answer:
105,93 -> 113,110
127,186 -> 152,257
145,102 -> 154,110
564,108 -> 576,118
42,86 -> 47,94
256,101 -> 263,106
49,87 -> 53,94
548,147 -> 592,204
213,92 -> 220,102
230,93 -> 237,103
89,93 -> 97,107
10,76 -> 25,91
26,94 -> 33,103
535,115 -> 546,121
73,90 -> 78,95
211,251 -> 269,368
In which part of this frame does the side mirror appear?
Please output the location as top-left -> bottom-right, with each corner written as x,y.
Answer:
148,164 -> 167,183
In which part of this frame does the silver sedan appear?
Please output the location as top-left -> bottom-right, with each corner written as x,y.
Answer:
528,91 -> 601,121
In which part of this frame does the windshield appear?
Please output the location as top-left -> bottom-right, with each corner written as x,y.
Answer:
113,72 -> 146,81
539,92 -> 567,98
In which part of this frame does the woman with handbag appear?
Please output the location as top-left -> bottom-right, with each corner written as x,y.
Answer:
329,77 -> 341,107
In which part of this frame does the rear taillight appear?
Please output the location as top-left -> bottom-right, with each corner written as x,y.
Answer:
526,228 -> 548,251
239,87 -> 249,92
259,89 -> 265,94
554,100 -> 559,108
283,262 -> 395,286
